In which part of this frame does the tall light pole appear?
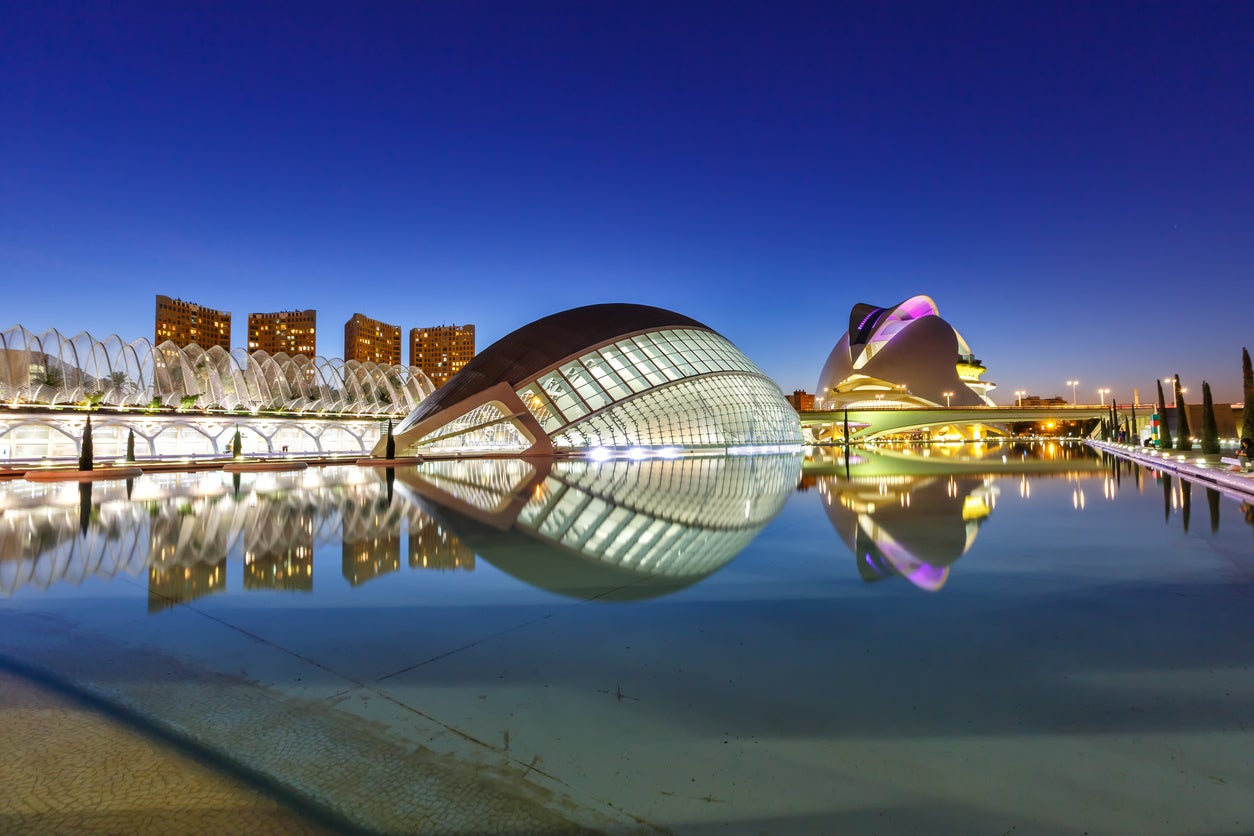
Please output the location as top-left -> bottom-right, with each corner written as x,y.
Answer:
1066,380 -> 1079,405
1014,389 -> 1025,407
1098,387 -> 1109,406
943,391 -> 953,407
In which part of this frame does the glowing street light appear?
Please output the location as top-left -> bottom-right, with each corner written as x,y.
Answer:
1098,387 -> 1109,406
1066,380 -> 1079,405
942,391 -> 953,407
1014,389 -> 1025,407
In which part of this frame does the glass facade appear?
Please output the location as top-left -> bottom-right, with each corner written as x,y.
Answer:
512,328 -> 802,452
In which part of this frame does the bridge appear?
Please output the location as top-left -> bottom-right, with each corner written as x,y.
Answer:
799,405 -> 1113,442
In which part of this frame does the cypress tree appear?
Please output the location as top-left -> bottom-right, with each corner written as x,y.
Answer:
125,428 -> 136,462
1243,347 -> 1254,441
1174,375 -> 1192,450
1181,480 -> 1191,532
78,414 -> 94,471
231,428 -> 242,458
385,418 -> 396,460
79,483 -> 91,535
1156,379 -> 1172,449
1200,381 -> 1220,454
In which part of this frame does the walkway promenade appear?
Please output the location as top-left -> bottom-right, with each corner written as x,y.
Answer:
1089,440 -> 1254,501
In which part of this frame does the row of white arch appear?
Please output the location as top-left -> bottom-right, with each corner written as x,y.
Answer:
0,325 -> 434,415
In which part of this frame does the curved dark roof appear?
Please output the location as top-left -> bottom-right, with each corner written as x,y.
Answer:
406,303 -> 712,425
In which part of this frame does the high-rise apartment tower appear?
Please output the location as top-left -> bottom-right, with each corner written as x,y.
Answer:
409,324 -> 475,387
248,309 -> 317,357
344,313 -> 401,366
154,295 -> 231,351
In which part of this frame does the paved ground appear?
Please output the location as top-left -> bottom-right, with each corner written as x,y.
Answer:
0,669 -> 334,835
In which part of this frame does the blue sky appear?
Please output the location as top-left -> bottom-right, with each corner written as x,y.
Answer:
2,1 -> 1251,402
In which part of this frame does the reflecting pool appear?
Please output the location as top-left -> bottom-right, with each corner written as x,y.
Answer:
2,443 -> 1253,834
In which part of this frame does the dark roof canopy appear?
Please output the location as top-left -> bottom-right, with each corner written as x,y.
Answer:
406,303 -> 711,425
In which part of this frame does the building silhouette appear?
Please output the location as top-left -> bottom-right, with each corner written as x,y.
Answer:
409,324 -> 475,388
344,313 -> 401,366
248,309 -> 317,357
154,295 -> 231,351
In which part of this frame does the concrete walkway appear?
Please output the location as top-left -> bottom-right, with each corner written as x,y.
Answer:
0,668 -> 333,835
1088,440 -> 1254,501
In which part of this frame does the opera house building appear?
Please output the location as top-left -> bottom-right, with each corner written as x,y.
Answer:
381,303 -> 802,457
817,295 -> 996,410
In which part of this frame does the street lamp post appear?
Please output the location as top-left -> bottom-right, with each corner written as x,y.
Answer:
1014,389 -> 1025,407
943,391 -> 953,407
1066,380 -> 1079,405
1098,387 -> 1109,406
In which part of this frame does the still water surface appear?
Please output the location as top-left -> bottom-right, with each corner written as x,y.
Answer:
2,443 -> 1252,834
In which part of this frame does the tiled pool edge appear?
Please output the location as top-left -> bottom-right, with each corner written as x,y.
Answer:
0,609 -> 649,835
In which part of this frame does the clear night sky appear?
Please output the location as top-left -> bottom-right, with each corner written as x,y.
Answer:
2,1 -> 1251,403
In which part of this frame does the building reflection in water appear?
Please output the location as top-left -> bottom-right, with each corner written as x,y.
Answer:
244,506 -> 314,592
410,516 -> 474,571
817,470 -> 997,592
395,454 -> 800,600
0,455 -> 798,602
341,485 -> 405,586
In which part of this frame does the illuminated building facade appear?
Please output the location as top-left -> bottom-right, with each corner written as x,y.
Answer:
786,390 -> 815,411
409,324 -> 475,387
249,309 -> 317,357
154,295 -> 231,351
384,303 -> 802,457
817,295 -> 997,409
344,313 -> 401,366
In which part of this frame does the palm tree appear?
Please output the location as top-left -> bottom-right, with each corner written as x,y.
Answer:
31,365 -> 64,389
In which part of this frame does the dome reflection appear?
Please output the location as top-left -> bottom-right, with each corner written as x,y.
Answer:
396,454 -> 800,600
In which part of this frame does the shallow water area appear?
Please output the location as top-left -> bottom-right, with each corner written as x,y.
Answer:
2,442 -> 1253,834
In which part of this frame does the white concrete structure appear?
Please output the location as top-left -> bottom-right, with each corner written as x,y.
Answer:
1,325 -> 433,415
817,295 -> 996,410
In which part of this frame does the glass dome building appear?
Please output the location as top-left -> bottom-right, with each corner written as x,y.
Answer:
382,303 -> 802,457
